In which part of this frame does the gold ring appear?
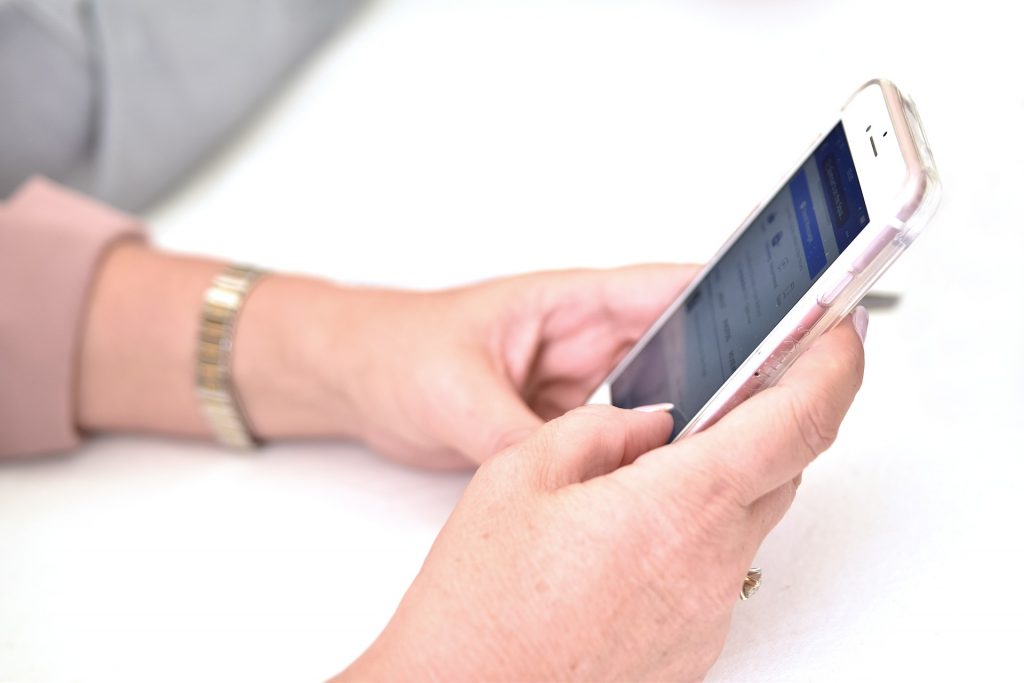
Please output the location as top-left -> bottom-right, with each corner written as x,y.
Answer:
739,567 -> 762,601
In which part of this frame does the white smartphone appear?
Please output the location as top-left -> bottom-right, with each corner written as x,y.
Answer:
588,79 -> 941,441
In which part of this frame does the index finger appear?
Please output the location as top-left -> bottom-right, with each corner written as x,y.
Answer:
627,313 -> 867,506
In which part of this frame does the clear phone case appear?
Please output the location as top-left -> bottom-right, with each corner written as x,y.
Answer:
672,79 -> 942,440
589,79 -> 943,439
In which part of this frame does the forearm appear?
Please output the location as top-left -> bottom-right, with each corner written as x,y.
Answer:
76,242 -> 366,441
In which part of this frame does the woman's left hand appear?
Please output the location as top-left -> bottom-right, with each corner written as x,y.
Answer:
325,265 -> 698,468
78,244 -> 693,464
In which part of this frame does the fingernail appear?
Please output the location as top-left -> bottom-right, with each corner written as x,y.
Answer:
633,402 -> 675,413
852,306 -> 869,344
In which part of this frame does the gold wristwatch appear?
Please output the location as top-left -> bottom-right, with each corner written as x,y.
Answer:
196,265 -> 266,448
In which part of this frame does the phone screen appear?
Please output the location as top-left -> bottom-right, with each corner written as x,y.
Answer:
611,122 -> 870,438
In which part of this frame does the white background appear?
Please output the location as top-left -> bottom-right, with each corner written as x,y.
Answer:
3,0 -> 1023,680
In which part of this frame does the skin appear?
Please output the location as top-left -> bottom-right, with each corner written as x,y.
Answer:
78,242 -> 866,681
338,317 -> 865,682
78,242 -> 700,466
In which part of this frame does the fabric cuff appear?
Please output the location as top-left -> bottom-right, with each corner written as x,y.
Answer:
0,177 -> 145,457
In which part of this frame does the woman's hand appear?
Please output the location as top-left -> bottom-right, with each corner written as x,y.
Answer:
338,315 -> 866,681
312,265 -> 699,469
78,243 -> 692,461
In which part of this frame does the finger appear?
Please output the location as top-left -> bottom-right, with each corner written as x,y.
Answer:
524,405 -> 673,490
746,480 -> 799,544
690,313 -> 866,504
595,263 -> 702,334
443,356 -> 545,462
507,264 -> 700,418
624,313 -> 865,507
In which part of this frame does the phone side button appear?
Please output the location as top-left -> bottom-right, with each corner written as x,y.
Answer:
817,271 -> 855,307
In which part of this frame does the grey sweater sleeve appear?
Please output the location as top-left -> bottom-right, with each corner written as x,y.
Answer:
0,0 -> 359,211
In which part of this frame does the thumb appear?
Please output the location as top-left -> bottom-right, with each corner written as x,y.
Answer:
520,405 -> 673,490
621,314 -> 866,507
442,356 -> 545,462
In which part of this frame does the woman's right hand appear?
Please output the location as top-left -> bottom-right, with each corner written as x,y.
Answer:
338,314 -> 867,681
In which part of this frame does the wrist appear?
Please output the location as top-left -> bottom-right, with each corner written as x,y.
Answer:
78,242 -> 222,436
231,274 -> 368,441
78,242 -> 375,443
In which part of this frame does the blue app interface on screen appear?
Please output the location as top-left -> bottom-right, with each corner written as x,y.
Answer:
611,122 -> 869,439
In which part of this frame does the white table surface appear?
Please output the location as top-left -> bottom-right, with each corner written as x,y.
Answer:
3,1 -> 1023,680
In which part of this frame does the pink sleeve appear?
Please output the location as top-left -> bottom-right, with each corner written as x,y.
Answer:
0,178 -> 145,457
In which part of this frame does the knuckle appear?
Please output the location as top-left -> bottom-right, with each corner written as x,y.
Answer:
785,388 -> 840,459
776,479 -> 799,513
486,424 -> 537,457
669,434 -> 760,511
478,439 -> 545,493
477,447 -> 516,481
677,457 -> 751,522
564,404 -> 615,422
556,405 -> 623,444
751,484 -> 798,536
776,481 -> 799,517
550,407 -> 602,441
702,464 -> 753,511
